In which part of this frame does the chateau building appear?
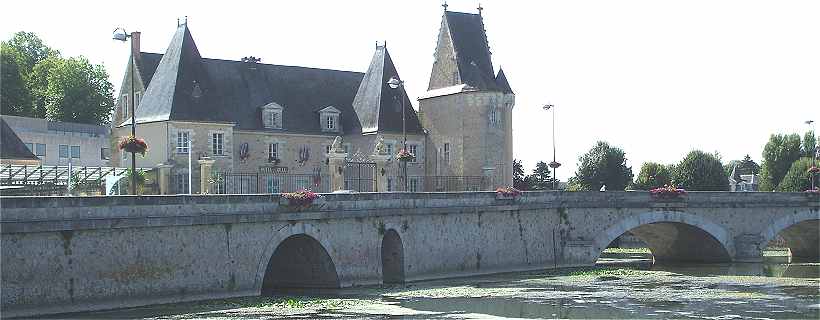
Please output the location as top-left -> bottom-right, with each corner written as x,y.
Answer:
111,8 -> 513,193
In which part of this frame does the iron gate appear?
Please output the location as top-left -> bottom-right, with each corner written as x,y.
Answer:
344,161 -> 376,192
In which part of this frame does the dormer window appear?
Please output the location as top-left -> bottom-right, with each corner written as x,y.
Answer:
318,106 -> 341,133
261,102 -> 283,129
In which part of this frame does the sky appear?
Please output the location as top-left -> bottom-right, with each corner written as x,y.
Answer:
2,0 -> 818,181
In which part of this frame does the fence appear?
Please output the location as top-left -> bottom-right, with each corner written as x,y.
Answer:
386,175 -> 487,192
212,172 -> 329,194
0,164 -> 150,196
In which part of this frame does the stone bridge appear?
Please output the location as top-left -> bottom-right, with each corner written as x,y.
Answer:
1,191 -> 818,317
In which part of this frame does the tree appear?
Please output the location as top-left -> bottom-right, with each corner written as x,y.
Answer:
528,161 -> 553,190
40,57 -> 115,124
0,31 -> 114,125
570,141 -> 633,191
513,159 -> 530,190
759,134 -> 802,191
0,44 -> 32,116
776,157 -> 815,192
673,150 -> 728,191
803,131 -> 817,158
633,162 -> 673,190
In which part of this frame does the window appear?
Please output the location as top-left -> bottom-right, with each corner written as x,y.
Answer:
121,94 -> 129,118
101,147 -> 110,160
261,103 -> 283,129
59,145 -> 69,158
212,133 -> 224,156
176,131 -> 190,154
35,143 -> 46,156
408,144 -> 418,163
443,143 -> 450,165
489,106 -> 501,127
386,143 -> 394,158
135,91 -> 141,108
319,106 -> 341,132
326,116 -> 335,130
70,146 -> 80,159
24,143 -> 33,152
269,143 -> 279,161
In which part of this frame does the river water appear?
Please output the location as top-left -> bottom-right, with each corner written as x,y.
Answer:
49,258 -> 819,319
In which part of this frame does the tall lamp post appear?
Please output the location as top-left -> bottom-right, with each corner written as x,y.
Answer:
387,76 -> 408,191
543,104 -> 561,190
807,120 -> 817,190
113,27 -> 138,195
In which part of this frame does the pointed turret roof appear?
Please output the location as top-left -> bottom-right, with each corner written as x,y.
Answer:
351,45 -> 423,134
495,68 -> 513,94
133,23 -> 226,124
444,11 -> 499,91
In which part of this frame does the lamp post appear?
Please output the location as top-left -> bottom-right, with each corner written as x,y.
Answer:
113,27 -> 138,195
807,120 -> 817,190
387,76 -> 408,191
543,104 -> 561,190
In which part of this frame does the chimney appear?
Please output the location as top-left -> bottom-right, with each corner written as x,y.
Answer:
131,31 -> 141,60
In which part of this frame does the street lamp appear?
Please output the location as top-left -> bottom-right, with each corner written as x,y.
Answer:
543,104 -> 561,190
807,120 -> 817,190
387,76 -> 408,191
113,27 -> 138,195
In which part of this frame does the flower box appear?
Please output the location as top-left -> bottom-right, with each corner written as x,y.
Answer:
650,185 -> 687,200
118,135 -> 148,156
808,166 -> 819,174
281,189 -> 320,210
496,186 -> 521,199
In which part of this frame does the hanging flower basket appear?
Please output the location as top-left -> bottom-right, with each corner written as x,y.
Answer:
496,186 -> 521,199
650,185 -> 687,200
805,188 -> 819,194
118,135 -> 148,156
396,148 -> 415,162
808,166 -> 819,174
281,189 -> 320,210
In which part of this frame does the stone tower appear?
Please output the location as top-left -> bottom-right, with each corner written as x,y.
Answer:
419,8 -> 515,188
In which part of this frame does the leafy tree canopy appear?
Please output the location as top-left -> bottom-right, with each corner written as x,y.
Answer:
776,157 -> 816,192
759,134 -> 802,191
803,130 -> 817,158
673,150 -> 728,191
634,162 -> 673,190
528,161 -> 553,190
724,154 -> 761,177
569,141 -> 633,191
513,159 -> 529,190
0,31 -> 114,125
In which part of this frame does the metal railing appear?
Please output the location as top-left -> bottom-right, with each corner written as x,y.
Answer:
386,175 -> 487,192
0,164 -> 141,186
212,172 -> 329,194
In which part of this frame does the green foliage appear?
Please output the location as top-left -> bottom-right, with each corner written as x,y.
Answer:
759,134 -> 802,191
633,162 -> 673,190
776,157 -> 815,192
0,31 -> 114,125
513,159 -> 529,190
724,155 -> 761,177
673,150 -> 728,191
803,131 -> 817,158
571,141 -> 633,191
528,161 -> 553,190
0,44 -> 32,116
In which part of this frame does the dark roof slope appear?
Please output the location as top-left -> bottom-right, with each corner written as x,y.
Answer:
352,45 -> 424,134
495,68 -> 513,94
0,118 -> 38,161
133,26 -> 424,135
445,11 -> 499,91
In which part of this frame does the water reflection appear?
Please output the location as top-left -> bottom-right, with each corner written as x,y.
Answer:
651,262 -> 820,278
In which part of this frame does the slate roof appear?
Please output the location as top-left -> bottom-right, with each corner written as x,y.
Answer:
131,24 -> 423,135
352,45 -> 424,134
495,68 -> 513,94
444,11 -> 510,92
0,118 -> 38,161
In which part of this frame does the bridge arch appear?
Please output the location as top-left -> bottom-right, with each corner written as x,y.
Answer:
760,210 -> 820,260
593,211 -> 733,263
381,228 -> 405,284
256,226 -> 340,295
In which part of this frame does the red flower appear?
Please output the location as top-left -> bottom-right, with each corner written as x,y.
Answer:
496,186 -> 521,197
281,189 -> 320,207
650,185 -> 687,199
808,166 -> 819,174
396,148 -> 415,162
118,135 -> 148,156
